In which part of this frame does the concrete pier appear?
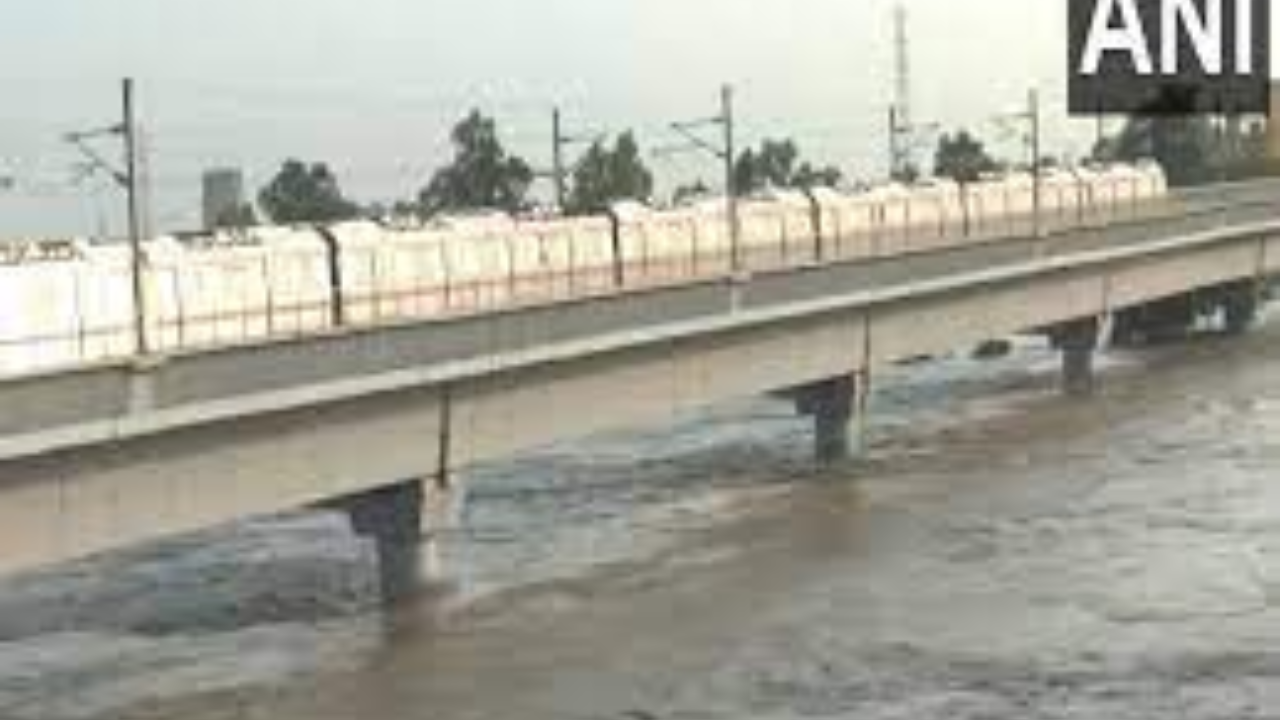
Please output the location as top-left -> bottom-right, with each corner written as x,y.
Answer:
335,480 -> 427,604
1223,280 -> 1261,334
1057,318 -> 1100,397
796,375 -> 865,463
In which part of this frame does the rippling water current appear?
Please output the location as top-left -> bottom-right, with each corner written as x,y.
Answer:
5,317 -> 1280,720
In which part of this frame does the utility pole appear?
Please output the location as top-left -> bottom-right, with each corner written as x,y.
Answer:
546,107 -> 602,214
65,79 -> 149,356
721,84 -> 740,272
122,78 -> 148,355
1028,87 -> 1043,238
552,108 -> 567,211
988,90 -> 1044,237
660,84 -> 741,272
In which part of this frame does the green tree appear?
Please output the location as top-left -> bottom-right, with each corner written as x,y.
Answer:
673,179 -> 710,205
891,162 -> 921,185
566,132 -> 654,214
212,203 -> 258,230
793,163 -> 844,189
1096,117 -> 1213,186
419,110 -> 534,215
391,200 -> 421,218
733,139 -> 842,194
1096,112 -> 1275,186
258,160 -> 359,224
932,130 -> 1000,184
1093,88 -> 1192,185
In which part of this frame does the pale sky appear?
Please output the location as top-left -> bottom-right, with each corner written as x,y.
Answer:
0,0 -> 1275,236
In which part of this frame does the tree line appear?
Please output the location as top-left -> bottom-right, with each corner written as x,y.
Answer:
221,108 -> 1278,229
925,116 -> 1274,190
228,111 -> 846,228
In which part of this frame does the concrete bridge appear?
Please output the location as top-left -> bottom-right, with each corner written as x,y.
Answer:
3,180 -> 1280,600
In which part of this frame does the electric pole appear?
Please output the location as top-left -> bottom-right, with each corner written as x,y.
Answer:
546,107 -> 603,214
65,78 -> 149,356
552,108 -> 567,211
1029,87 -> 1043,238
721,85 -> 740,272
123,78 -> 149,355
659,84 -> 741,272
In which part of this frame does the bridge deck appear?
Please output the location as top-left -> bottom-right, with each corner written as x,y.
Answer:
0,181 -> 1277,576
2,181 -> 1277,455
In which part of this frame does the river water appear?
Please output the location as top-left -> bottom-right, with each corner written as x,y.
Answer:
3,314 -> 1280,720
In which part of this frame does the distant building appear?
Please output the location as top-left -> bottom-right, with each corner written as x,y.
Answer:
202,168 -> 245,230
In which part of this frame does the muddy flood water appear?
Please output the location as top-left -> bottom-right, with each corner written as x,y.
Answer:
4,314 -> 1280,720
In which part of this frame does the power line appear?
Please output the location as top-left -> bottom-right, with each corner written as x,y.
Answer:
62,80 -> 149,354
655,85 -> 740,272
64,124 -> 127,188
545,108 -> 605,212
132,76 -> 575,116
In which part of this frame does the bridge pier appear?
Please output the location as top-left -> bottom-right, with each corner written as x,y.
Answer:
1055,318 -> 1100,397
795,374 -> 867,463
1222,280 -> 1262,335
332,477 -> 460,605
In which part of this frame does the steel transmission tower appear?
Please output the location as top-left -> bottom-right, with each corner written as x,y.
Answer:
889,2 -> 915,181
894,2 -> 911,132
